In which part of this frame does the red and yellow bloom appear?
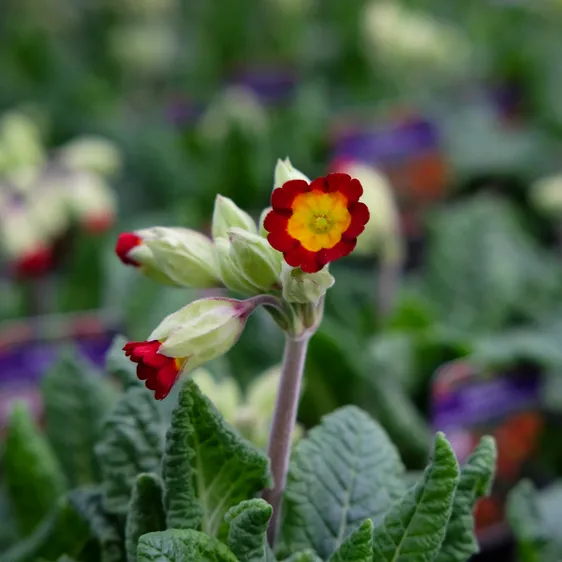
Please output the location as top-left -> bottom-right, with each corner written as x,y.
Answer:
264,173 -> 370,273
124,340 -> 187,400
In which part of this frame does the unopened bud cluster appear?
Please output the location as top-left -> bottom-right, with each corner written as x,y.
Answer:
118,157 -> 373,399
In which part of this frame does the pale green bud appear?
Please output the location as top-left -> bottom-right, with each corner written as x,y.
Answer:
191,368 -> 242,421
28,175 -> 70,239
58,136 -> 121,177
215,237 -> 261,296
67,171 -> 117,232
143,227 -> 221,289
151,297 -> 257,370
281,262 -> 335,304
274,157 -> 310,189
0,111 -> 44,171
4,165 -> 40,193
0,203 -> 44,259
228,227 -> 282,293
530,175 -> 562,217
212,194 -> 257,240
258,207 -> 271,237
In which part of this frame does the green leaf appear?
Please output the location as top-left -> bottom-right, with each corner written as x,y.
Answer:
95,387 -> 165,516
162,380 -> 271,537
225,499 -> 273,562
281,551 -> 323,562
42,351 -> 117,487
507,480 -> 559,562
2,497 -> 90,562
280,406 -> 406,560
4,402 -> 67,536
68,486 -> 125,562
436,436 -> 497,562
328,519 -> 373,562
125,474 -> 166,562
137,529 -> 238,562
371,432 -> 460,562
105,335 -> 142,389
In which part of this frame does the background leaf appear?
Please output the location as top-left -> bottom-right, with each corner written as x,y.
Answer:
162,380 -> 272,537
4,402 -> 67,536
2,497 -> 90,562
371,433 -> 460,562
95,387 -> 165,516
224,499 -> 273,562
137,529 -> 238,562
125,474 -> 166,562
436,436 -> 497,562
328,518 -> 373,562
68,486 -> 125,562
42,351 -> 117,487
280,405 -> 406,560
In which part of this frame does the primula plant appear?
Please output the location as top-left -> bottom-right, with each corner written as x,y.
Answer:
1,159 -> 497,562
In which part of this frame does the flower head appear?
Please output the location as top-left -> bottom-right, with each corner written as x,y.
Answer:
264,173 -> 370,273
124,297 -> 258,399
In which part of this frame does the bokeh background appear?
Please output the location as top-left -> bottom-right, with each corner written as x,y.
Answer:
2,1 -> 562,560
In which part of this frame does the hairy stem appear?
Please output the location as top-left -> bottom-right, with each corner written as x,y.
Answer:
263,332 -> 310,546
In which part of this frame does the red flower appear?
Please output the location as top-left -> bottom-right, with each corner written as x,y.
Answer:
124,340 -> 187,400
115,232 -> 142,266
14,245 -> 54,278
264,173 -> 369,273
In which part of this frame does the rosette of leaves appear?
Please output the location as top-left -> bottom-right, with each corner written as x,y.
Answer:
1,341 -> 496,562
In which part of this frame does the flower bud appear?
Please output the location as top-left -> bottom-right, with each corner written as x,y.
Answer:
28,176 -> 69,239
258,207 -> 271,238
67,172 -> 117,233
144,227 -> 221,288
228,227 -> 282,293
215,237 -> 261,296
116,227 -> 220,288
58,136 -> 121,177
281,262 -> 334,304
530,175 -> 562,217
336,161 -> 403,263
124,297 -> 257,399
274,157 -> 310,189
0,111 -> 44,171
211,194 -> 257,240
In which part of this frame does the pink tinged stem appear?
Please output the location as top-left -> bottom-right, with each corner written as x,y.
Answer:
262,332 -> 310,546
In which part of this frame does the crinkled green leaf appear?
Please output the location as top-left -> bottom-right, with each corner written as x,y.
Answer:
137,529 -> 238,562
105,335 -> 142,389
125,474 -> 166,562
280,406 -> 406,560
4,402 -> 67,536
225,499 -> 273,562
436,436 -> 497,562
328,519 -> 373,562
372,433 -> 460,562
42,351 -> 117,487
281,551 -> 323,562
507,480 -> 559,562
95,387 -> 165,515
68,486 -> 125,562
2,496 -> 90,562
162,380 -> 271,537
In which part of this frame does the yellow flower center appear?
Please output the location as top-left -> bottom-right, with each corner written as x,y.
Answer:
287,191 -> 351,252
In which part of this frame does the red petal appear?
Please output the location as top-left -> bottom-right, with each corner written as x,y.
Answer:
137,363 -> 154,381
283,179 -> 309,198
344,202 -> 370,238
263,210 -> 289,233
268,230 -> 299,253
154,362 -> 182,400
327,174 -> 362,204
308,177 -> 329,193
115,232 -> 142,266
284,246 -> 321,273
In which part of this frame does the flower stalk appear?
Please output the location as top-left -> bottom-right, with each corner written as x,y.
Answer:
263,331 -> 311,546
